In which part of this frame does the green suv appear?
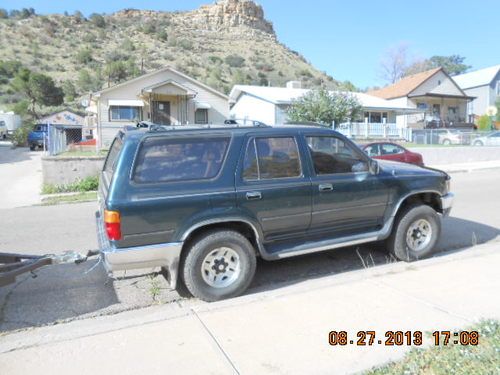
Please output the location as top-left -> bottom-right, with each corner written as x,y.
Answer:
97,124 -> 454,301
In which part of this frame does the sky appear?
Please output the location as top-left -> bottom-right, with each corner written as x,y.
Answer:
1,0 -> 499,88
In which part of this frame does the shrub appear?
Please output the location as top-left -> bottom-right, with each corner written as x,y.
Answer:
225,54 -> 245,68
142,21 -> 156,34
477,115 -> 492,131
156,30 -> 168,42
89,13 -> 105,28
177,39 -> 193,50
12,123 -> 34,147
75,48 -> 93,65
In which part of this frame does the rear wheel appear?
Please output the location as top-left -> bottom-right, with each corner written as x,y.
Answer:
386,204 -> 441,261
180,230 -> 256,302
442,139 -> 451,145
29,143 -> 36,151
473,140 -> 484,146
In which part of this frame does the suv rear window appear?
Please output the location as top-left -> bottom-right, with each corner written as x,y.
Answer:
133,137 -> 229,183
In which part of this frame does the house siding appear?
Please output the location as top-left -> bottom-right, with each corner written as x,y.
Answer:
229,94 -> 276,125
95,69 -> 228,147
410,71 -> 464,97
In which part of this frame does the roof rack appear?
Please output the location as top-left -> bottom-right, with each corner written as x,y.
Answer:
125,120 -> 272,133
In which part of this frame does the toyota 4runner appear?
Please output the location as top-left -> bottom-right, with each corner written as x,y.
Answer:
97,124 -> 454,301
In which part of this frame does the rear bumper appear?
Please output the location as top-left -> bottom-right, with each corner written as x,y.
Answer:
440,193 -> 454,217
95,212 -> 183,288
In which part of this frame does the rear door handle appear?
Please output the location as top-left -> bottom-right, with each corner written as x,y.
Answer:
318,183 -> 334,192
246,191 -> 262,200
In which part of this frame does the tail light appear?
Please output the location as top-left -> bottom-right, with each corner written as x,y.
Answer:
104,210 -> 121,240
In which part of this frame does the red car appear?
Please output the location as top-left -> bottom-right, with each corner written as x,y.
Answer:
362,142 -> 424,166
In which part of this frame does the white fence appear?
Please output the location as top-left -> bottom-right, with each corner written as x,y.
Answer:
337,122 -> 413,141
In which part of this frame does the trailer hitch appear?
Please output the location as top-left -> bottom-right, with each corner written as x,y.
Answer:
0,250 -> 100,287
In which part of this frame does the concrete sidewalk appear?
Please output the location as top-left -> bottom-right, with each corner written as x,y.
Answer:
1,242 -> 498,375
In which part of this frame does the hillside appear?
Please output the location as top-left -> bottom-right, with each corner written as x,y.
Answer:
0,0 -> 338,112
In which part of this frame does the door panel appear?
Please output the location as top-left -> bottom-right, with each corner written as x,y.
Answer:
236,136 -> 311,242
306,135 -> 389,237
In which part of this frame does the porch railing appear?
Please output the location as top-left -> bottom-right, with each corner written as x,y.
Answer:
337,122 -> 412,141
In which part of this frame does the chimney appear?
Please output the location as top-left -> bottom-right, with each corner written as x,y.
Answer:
286,81 -> 302,89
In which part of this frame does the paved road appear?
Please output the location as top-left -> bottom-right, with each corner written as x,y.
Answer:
0,144 -> 42,208
0,169 -> 499,332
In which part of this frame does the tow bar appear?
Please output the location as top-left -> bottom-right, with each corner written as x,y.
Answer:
0,250 -> 100,287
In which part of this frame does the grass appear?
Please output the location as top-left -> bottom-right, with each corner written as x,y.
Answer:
365,320 -> 500,375
42,176 -> 99,194
41,191 -> 97,205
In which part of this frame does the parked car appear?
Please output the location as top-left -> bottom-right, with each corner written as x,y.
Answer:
362,142 -> 424,166
412,129 -> 464,145
0,121 -> 7,139
27,124 -> 48,150
97,124 -> 454,301
472,131 -> 500,146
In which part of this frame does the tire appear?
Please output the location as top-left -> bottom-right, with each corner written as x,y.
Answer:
180,230 -> 257,302
473,140 -> 484,146
386,204 -> 441,262
29,144 -> 36,151
442,139 -> 451,145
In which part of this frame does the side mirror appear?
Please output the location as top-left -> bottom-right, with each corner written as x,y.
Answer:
369,160 -> 379,175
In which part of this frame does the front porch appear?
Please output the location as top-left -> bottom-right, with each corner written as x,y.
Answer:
407,94 -> 471,127
140,80 -> 212,125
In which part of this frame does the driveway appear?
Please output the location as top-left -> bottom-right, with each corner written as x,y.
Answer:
0,144 -> 42,208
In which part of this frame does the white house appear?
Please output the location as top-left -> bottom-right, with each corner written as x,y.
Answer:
453,65 -> 500,118
88,67 -> 229,147
229,82 -> 416,127
369,68 -> 473,127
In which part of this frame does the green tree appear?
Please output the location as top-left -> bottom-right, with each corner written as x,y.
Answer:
89,13 -> 105,28
77,68 -> 102,92
10,68 -> 64,118
337,80 -> 359,92
62,80 -> 78,102
496,99 -> 500,123
0,9 -> 8,18
287,88 -> 362,126
73,10 -> 84,23
405,55 -> 471,77
477,115 -> 492,131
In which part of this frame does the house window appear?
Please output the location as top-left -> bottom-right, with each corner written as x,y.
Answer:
195,109 -> 208,124
370,112 -> 382,123
496,81 -> 500,96
109,106 -> 141,121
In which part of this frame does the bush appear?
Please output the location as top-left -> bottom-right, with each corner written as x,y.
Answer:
156,30 -> 168,42
477,115 -> 492,131
12,123 -> 33,147
177,39 -> 193,50
89,13 -> 105,28
225,54 -> 245,68
75,48 -> 93,65
42,175 -> 99,194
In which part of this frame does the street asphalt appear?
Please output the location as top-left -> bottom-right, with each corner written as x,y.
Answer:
0,166 -> 499,332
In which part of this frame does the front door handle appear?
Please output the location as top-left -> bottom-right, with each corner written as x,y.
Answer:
246,191 -> 262,200
318,183 -> 334,192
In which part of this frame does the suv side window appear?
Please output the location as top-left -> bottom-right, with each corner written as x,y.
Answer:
243,137 -> 301,180
307,136 -> 368,175
133,137 -> 229,183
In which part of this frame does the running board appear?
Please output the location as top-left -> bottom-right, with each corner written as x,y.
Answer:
260,231 -> 382,260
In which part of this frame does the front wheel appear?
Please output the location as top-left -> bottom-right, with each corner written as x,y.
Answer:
473,140 -> 484,146
442,139 -> 451,145
180,230 -> 257,302
29,143 -> 36,151
386,205 -> 441,261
